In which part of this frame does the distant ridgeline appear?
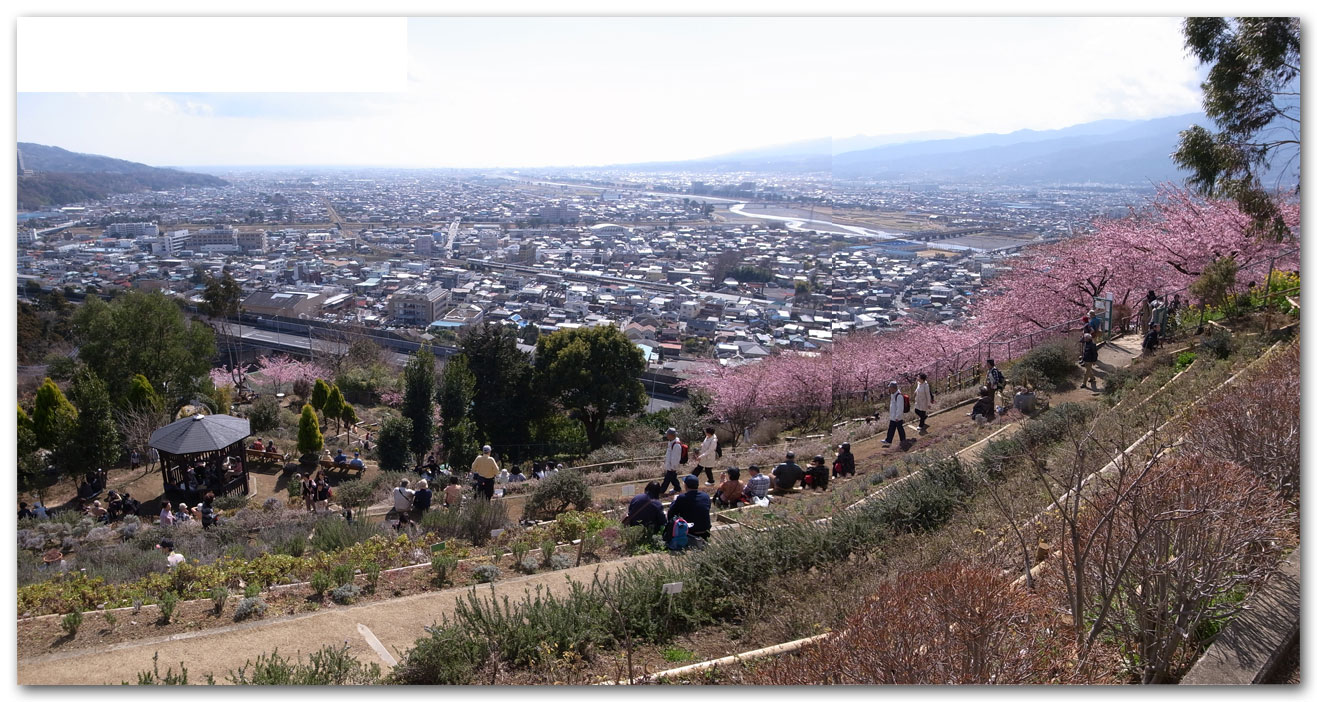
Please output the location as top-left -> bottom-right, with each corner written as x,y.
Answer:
17,143 -> 228,210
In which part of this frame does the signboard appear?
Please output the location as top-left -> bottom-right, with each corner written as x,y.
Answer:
620,484 -> 636,496
489,528 -> 505,539
662,581 -> 684,595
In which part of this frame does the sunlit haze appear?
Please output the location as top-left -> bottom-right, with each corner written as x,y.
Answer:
17,17 -> 1205,169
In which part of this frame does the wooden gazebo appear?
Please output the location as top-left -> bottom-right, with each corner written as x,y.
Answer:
150,413 -> 251,504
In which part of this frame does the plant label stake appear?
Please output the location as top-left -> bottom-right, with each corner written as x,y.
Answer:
662,581 -> 683,595
620,484 -> 635,496
489,528 -> 504,540
431,542 -> 446,553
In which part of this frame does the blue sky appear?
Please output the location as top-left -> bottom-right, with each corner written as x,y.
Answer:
17,17 -> 1207,168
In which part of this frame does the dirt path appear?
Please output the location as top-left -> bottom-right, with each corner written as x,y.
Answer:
19,336 -> 1151,685
17,553 -> 669,685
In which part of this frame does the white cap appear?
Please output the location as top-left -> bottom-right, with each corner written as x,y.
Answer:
482,445 -> 492,453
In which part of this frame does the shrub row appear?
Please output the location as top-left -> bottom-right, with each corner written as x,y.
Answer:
388,458 -> 972,684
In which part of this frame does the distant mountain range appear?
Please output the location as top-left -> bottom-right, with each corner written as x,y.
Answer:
17,143 -> 228,210
618,113 -> 1284,188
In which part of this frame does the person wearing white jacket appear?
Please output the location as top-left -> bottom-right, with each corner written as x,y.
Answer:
660,427 -> 685,495
913,373 -> 934,433
693,426 -> 718,485
881,381 -> 908,447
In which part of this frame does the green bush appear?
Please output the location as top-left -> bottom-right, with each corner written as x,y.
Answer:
552,510 -> 611,543
244,582 -> 261,598
518,556 -> 541,574
388,626 -> 484,684
421,498 -> 509,547
158,591 -> 179,623
523,470 -> 593,520
1175,351 -> 1198,371
234,596 -> 267,621
227,644 -> 381,685
214,495 -> 247,512
331,564 -> 355,587
1202,328 -> 1234,359
548,553 -> 573,570
1015,403 -> 1095,450
310,571 -> 333,598
977,438 -> 1022,479
330,584 -> 361,605
248,397 -> 282,434
430,554 -> 458,585
1008,339 -> 1079,391
540,539 -> 557,563
61,609 -> 83,637
363,563 -> 381,592
210,586 -> 229,615
310,517 -> 379,553
472,565 -> 500,583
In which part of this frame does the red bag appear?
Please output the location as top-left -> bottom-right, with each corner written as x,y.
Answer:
902,393 -> 911,413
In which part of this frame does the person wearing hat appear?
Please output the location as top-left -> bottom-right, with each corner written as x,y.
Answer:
41,548 -> 70,572
771,451 -> 805,494
349,451 -> 365,471
666,474 -> 711,545
833,443 -> 856,478
659,428 -> 685,496
471,445 -> 499,500
805,455 -> 830,491
881,381 -> 908,447
156,539 -> 185,568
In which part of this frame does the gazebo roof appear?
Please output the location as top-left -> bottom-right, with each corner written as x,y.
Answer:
149,413 -> 251,456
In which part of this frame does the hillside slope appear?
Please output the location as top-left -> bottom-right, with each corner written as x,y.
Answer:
18,143 -> 228,209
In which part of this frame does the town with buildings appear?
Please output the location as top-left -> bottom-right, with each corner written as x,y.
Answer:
17,170 -> 1150,385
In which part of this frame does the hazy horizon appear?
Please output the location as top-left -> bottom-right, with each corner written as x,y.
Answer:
18,17 -> 1206,170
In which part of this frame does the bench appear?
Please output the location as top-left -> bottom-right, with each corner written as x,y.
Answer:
246,449 -> 288,465
320,459 -> 366,478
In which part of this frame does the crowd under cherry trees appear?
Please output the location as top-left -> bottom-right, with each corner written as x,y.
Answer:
684,187 -> 1299,431
209,354 -> 328,396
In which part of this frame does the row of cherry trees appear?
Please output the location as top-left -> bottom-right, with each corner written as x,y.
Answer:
684,188 -> 1299,435
209,354 -> 329,397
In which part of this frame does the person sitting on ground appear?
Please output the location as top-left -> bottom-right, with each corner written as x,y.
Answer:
86,499 -> 108,521
391,479 -> 415,518
412,479 -> 433,517
76,477 -> 97,502
394,511 -> 417,537
971,387 -> 995,425
19,502 -> 34,520
176,502 -> 194,523
41,548 -> 71,573
833,442 -> 856,478
333,449 -> 348,465
496,467 -> 510,484
805,455 -> 830,491
713,467 -> 745,507
622,481 -> 666,532
443,476 -> 462,508
157,538 -> 185,568
1142,322 -> 1161,355
666,475 -> 712,547
121,492 -> 140,518
33,502 -> 48,519
531,462 -> 548,480
507,465 -> 527,483
106,491 -> 124,521
771,452 -> 805,494
743,465 -> 771,501
349,452 -> 365,471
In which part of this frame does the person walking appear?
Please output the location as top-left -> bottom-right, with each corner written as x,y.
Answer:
314,476 -> 331,514
913,373 -> 934,432
471,445 -> 499,500
659,427 -> 685,496
693,426 -> 718,485
1081,332 -> 1100,390
881,381 -> 907,447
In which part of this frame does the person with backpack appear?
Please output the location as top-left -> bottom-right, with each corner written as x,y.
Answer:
391,478 -> 416,518
659,427 -> 686,496
971,386 -> 995,425
1080,332 -> 1100,389
913,373 -> 934,433
693,426 -> 719,485
832,442 -> 855,478
881,381 -> 909,447
666,475 -> 711,549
